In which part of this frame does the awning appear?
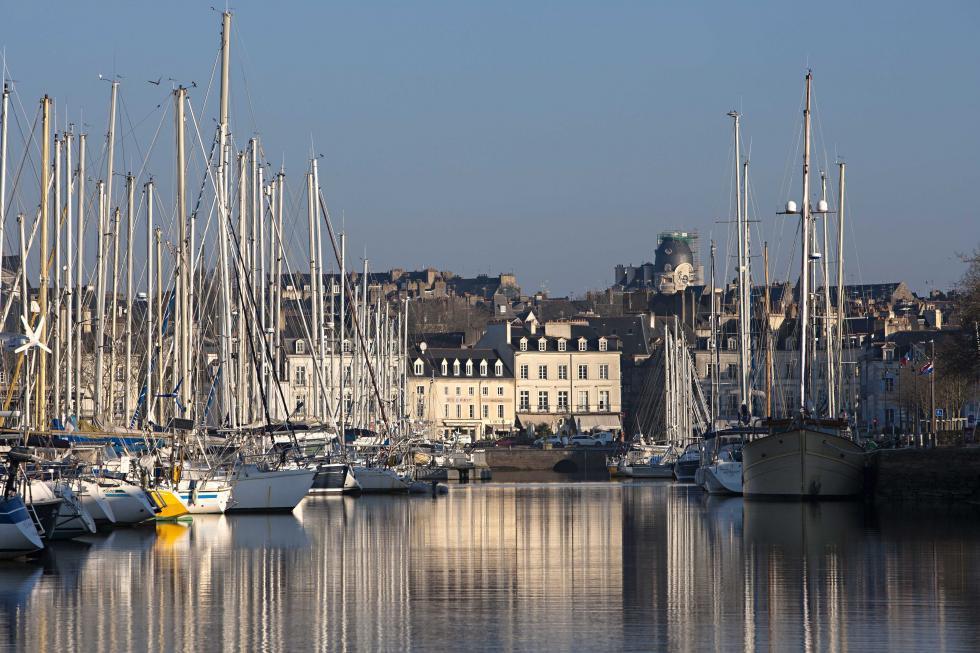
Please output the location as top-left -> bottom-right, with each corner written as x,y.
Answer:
574,414 -> 623,432
516,414 -> 558,431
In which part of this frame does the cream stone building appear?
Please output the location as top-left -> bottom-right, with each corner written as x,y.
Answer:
407,346 -> 516,441
479,319 -> 623,435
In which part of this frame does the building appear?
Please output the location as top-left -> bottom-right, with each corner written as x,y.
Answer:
479,319 -> 623,436
407,345 -> 515,441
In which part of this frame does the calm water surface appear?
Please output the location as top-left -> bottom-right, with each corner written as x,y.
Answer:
1,482 -> 979,652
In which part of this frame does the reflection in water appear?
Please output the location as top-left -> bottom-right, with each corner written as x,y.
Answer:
1,485 -> 978,652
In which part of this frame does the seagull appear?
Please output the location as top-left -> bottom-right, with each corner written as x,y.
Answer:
191,81 -> 198,88
148,77 -> 162,86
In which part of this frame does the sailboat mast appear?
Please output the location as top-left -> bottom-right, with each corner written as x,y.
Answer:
74,133 -> 85,416
709,240 -> 718,426
835,162 -> 847,412
729,111 -> 751,419
175,86 -> 191,418
338,231 -> 346,439
819,172 -> 835,416
797,71 -> 813,415
94,181 -> 106,420
53,135 -> 62,421
764,242 -> 772,418
145,181 -> 154,425
37,96 -> 51,429
0,83 -> 8,296
124,176 -> 135,423
216,10 -> 235,428
64,128 -> 73,419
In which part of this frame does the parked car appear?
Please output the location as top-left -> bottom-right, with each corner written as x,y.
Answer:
569,435 -> 600,447
591,431 -> 616,446
532,436 -> 564,448
494,438 -> 519,448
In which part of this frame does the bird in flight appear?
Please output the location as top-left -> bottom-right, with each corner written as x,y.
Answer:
148,77 -> 162,86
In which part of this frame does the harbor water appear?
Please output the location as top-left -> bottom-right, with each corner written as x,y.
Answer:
1,482 -> 978,652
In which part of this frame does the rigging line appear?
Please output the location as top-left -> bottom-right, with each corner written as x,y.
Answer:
232,24 -> 261,137
1,103 -> 39,235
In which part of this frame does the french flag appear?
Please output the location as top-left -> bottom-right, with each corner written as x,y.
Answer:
919,361 -> 934,376
900,351 -> 911,367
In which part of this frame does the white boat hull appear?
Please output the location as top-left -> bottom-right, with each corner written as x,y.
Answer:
742,425 -> 865,498
47,484 -> 97,540
0,497 -> 44,558
227,466 -> 314,512
177,481 -> 232,514
102,482 -> 158,524
79,480 -> 117,525
702,462 -> 742,495
352,466 -> 410,493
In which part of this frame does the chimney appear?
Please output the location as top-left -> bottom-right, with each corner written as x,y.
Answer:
506,321 -> 512,345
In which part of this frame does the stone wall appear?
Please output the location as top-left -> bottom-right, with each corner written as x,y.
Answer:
868,448 -> 980,504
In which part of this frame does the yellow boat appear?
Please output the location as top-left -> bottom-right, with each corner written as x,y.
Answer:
149,487 -> 190,520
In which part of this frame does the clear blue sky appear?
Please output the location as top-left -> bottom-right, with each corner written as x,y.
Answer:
3,1 -> 978,296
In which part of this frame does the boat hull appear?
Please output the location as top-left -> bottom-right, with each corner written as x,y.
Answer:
0,496 -> 44,558
79,480 -> 117,525
352,466 -> 410,493
742,425 -> 865,498
47,484 -> 97,540
311,463 -> 359,494
702,462 -> 742,495
226,467 -> 314,512
102,483 -> 158,524
148,488 -> 190,520
176,482 -> 232,514
673,459 -> 699,482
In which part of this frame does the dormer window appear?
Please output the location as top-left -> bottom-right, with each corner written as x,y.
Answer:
465,360 -> 473,376
295,340 -> 306,354
598,337 -> 608,352
453,360 -> 461,376
441,360 -> 448,376
578,338 -> 587,352
519,338 -> 528,352
479,360 -> 488,376
342,339 -> 351,353
414,360 -> 424,376
538,339 -> 547,352
558,339 -> 566,352
727,337 -> 737,351
494,360 -> 503,377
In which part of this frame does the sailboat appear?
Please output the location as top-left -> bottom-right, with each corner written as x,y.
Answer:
741,72 -> 865,498
0,451 -> 44,558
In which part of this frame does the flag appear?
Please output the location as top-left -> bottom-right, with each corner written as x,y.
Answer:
919,361 -> 934,376
900,351 -> 911,367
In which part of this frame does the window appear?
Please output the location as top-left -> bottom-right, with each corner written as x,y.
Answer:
727,337 -> 736,351
520,364 -> 529,380
599,390 -> 610,411
519,338 -> 528,352
296,340 -> 306,354
456,405 -> 461,418
342,340 -> 352,353
727,364 -> 738,379
465,360 -> 473,376
414,360 -> 424,376
706,363 -> 715,378
441,360 -> 448,376
495,361 -> 503,377
482,405 -> 489,418
519,390 -> 530,411
479,360 -> 488,376
599,338 -> 607,352
599,364 -> 609,380
453,360 -> 460,376
497,386 -> 504,396
884,377 -> 895,392
558,391 -> 569,411
296,396 -> 307,416
538,339 -> 547,352
417,386 -> 425,395
468,386 -> 474,396
444,405 -> 449,417
558,339 -> 566,352
444,386 -> 449,395
538,365 -> 548,380
578,365 -> 588,380
578,338 -> 587,351
558,365 -> 568,380
728,394 -> 737,414
883,349 -> 894,361
295,365 -> 307,386
577,390 -> 589,411
456,386 -> 461,395
469,405 -> 475,418
885,408 -> 895,424
482,386 -> 489,396
497,404 -> 504,419
537,391 -> 549,411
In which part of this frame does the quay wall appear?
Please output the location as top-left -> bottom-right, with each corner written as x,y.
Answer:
868,448 -> 980,504
482,447 -> 612,473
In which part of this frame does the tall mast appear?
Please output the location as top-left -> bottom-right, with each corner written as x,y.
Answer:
74,133 -> 86,417
312,158 -> 327,420
175,86 -> 190,417
729,110 -> 752,420
53,135 -> 62,421
274,170 -> 285,414
108,207 -> 120,422
94,181 -> 106,420
216,10 -> 235,428
797,71 -> 813,415
0,84 -> 9,309
763,242 -> 772,418
155,227 -> 163,421
145,181 -> 154,425
835,162 -> 847,412
819,172 -> 835,416
124,176 -> 135,423
339,231 -> 346,439
37,96 -> 51,429
18,214 -> 28,427
104,81 -> 118,229
64,128 -> 73,418
709,240 -> 718,426
236,151 -> 247,425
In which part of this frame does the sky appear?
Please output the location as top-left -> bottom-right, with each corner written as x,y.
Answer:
2,1 -> 978,297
